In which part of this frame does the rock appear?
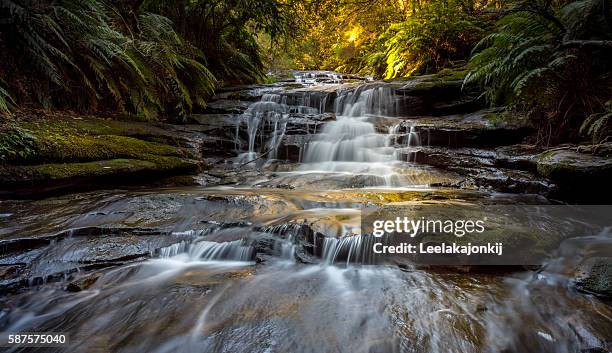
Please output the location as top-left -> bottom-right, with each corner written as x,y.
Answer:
0,116 -> 207,196
392,68 -> 483,116
0,228 -> 200,293
575,257 -> 612,298
0,264 -> 23,280
0,157 -> 202,197
200,99 -> 252,114
494,144 -> 541,171
212,84 -> 286,101
536,147 -> 612,202
396,109 -> 534,148
277,134 -> 316,161
400,146 -> 553,195
66,273 -> 101,292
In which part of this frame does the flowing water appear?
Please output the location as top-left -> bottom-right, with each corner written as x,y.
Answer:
1,77 -> 611,353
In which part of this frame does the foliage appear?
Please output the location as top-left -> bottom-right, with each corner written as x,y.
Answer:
0,79 -> 14,116
276,0 -> 495,77
0,0 -> 219,118
1,0 -> 293,118
0,125 -> 37,163
375,1 -> 485,78
581,101 -> 612,143
466,0 -> 612,144
141,0 -> 295,84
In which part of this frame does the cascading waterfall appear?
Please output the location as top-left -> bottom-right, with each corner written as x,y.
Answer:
300,85 -> 407,185
390,121 -> 420,161
235,92 -> 327,162
320,235 -> 377,265
160,239 -> 255,262
236,93 -> 289,162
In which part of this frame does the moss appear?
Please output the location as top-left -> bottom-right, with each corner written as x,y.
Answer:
0,157 -> 199,183
2,115 -> 197,166
536,149 -> 612,179
1,114 -> 204,190
0,125 -> 38,163
32,133 -> 183,164
576,257 -> 612,297
20,116 -> 187,148
431,67 -> 468,82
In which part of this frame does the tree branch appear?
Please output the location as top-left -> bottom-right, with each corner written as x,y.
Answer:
561,40 -> 612,50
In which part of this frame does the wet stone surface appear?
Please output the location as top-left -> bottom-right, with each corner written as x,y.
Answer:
1,73 -> 611,353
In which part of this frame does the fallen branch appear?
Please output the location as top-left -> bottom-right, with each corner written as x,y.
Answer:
561,40 -> 612,50
239,148 -> 275,167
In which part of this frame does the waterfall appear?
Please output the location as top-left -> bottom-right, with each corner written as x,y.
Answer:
394,121 -> 420,162
300,85 -> 403,185
160,239 -> 255,262
235,91 -> 328,162
302,86 -> 399,164
320,235 -> 378,266
234,79 -> 422,184
260,223 -> 303,261
334,85 -> 399,117
236,94 -> 289,162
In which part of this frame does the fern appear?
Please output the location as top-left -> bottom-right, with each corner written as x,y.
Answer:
0,0 -> 220,118
0,79 -> 15,115
581,101 -> 612,143
374,0 -> 484,79
467,0 -> 612,144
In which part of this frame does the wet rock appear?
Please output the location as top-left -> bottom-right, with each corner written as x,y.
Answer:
201,136 -> 238,157
392,69 -> 483,116
256,223 -> 320,263
277,134 -> 316,161
396,109 -> 534,148
574,257 -> 612,298
201,99 -> 252,114
0,228 -> 199,292
536,147 -> 612,202
0,264 -> 23,281
0,116 -> 206,196
401,146 -> 553,195
66,273 -> 101,292
279,90 -> 337,113
495,144 -> 541,171
212,84 -> 284,101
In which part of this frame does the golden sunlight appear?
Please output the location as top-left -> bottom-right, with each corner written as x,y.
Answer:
345,25 -> 363,43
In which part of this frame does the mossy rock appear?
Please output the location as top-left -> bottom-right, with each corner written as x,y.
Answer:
1,115 -> 205,193
0,157 -> 200,183
575,257 -> 612,298
536,148 -> 612,179
430,67 -> 469,82
535,148 -> 612,202
31,133 -> 185,164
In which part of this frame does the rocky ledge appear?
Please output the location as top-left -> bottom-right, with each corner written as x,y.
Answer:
0,115 -> 207,196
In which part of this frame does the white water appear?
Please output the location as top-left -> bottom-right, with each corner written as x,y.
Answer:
160,239 -> 255,262
235,92 -> 324,162
300,85 -> 410,186
235,93 -> 289,162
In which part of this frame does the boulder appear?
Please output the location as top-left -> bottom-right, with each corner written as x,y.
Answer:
574,257 -> 612,298
400,146 -> 553,195
392,68 -> 483,116
395,109 -> 534,148
536,147 -> 612,202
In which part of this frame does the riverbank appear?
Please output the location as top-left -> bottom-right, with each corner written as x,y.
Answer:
0,113 -> 207,197
2,71 -> 610,202
1,72 -> 611,353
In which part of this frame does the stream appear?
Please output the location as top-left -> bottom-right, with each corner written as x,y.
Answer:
0,72 -> 611,352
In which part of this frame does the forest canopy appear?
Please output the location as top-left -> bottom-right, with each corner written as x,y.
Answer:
0,0 -> 611,144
